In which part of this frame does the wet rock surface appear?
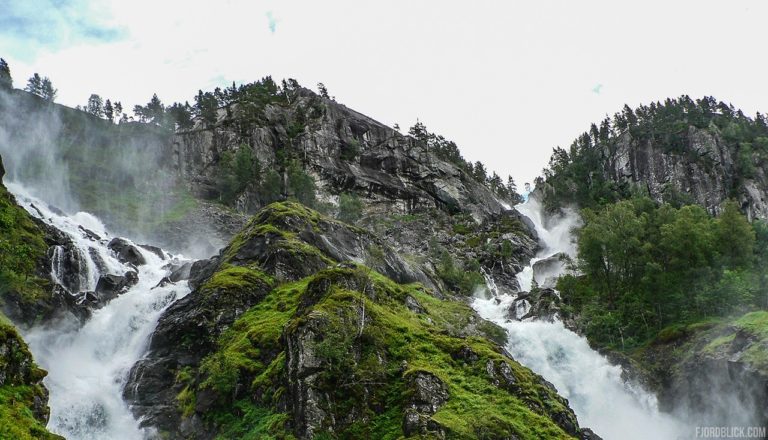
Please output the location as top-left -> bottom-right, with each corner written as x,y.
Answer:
108,237 -> 147,266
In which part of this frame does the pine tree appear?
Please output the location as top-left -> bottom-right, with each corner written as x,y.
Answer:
145,93 -> 166,125
86,94 -> 104,117
0,58 -> 12,90
473,161 -> 487,182
104,99 -> 114,122
25,73 -> 43,96
40,77 -> 56,102
317,82 -> 329,98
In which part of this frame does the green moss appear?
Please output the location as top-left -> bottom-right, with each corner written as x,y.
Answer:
181,200 -> 578,439
197,279 -> 308,407
0,385 -> 63,440
703,334 -> 736,355
213,401 -> 294,440
201,264 -> 275,293
733,311 -> 768,338
221,212 -> 334,267
0,184 -> 51,317
177,386 -> 196,418
0,322 -> 62,440
283,268 -> 573,438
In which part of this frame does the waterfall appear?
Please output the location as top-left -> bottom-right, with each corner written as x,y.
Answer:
472,196 -> 688,439
8,183 -> 191,440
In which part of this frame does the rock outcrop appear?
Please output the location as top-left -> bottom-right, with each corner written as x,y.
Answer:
125,201 -> 592,439
602,127 -> 768,220
0,319 -> 63,439
169,89 -> 510,222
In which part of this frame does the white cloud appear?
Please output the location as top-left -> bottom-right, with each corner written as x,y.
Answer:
4,0 -> 768,185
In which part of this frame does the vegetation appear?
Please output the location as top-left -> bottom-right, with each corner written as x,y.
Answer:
408,121 -> 523,204
539,95 -> 768,212
337,192 -> 363,224
0,321 -> 63,440
170,202 -> 580,439
216,146 -> 261,204
559,197 -> 762,349
0,58 -> 11,90
435,250 -> 485,296
24,73 -> 56,102
0,181 -> 51,322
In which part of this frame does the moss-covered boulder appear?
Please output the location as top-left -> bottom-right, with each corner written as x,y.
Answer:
0,318 -> 62,439
125,201 -> 593,439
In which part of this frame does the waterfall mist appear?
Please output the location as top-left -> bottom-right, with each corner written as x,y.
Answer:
11,183 -> 191,440
0,88 -> 215,256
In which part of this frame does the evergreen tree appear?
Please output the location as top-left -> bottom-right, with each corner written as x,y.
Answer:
25,73 -> 43,96
0,58 -> 12,89
194,90 -> 219,128
317,82 -> 329,98
104,99 -> 114,122
168,101 -> 194,130
506,175 -> 518,194
715,200 -> 756,269
86,94 -> 104,117
40,77 -> 56,102
145,93 -> 166,126
473,161 -> 487,182
114,101 -> 123,118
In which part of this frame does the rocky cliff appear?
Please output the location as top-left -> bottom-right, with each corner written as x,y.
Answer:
168,88 -> 509,222
539,96 -> 768,220
604,126 -> 768,220
125,201 -> 595,439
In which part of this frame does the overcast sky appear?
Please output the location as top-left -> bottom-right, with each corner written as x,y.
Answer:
1,0 -> 766,185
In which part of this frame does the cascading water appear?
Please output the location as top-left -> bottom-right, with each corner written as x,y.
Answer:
8,183 -> 191,440
473,196 -> 688,440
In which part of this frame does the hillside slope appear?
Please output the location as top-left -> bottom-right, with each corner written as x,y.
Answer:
125,201 -> 596,439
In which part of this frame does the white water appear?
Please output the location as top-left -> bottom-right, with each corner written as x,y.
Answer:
9,183 -> 191,440
472,196 -> 688,439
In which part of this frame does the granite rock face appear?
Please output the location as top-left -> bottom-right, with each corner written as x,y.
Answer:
604,127 -> 768,220
168,90 -> 509,223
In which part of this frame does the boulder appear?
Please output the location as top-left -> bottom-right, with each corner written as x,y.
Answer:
108,238 -> 146,266
95,271 -> 139,304
402,372 -> 449,437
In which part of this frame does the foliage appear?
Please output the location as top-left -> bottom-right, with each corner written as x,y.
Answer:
0,183 -> 50,319
408,121 -> 523,203
539,95 -> 768,211
560,197 -> 762,349
286,162 -> 316,207
133,93 -> 168,127
337,192 -> 363,224
339,138 -> 360,161
0,58 -> 11,89
216,146 -> 261,204
0,322 -> 63,439
435,250 -> 485,295
86,94 -> 104,117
